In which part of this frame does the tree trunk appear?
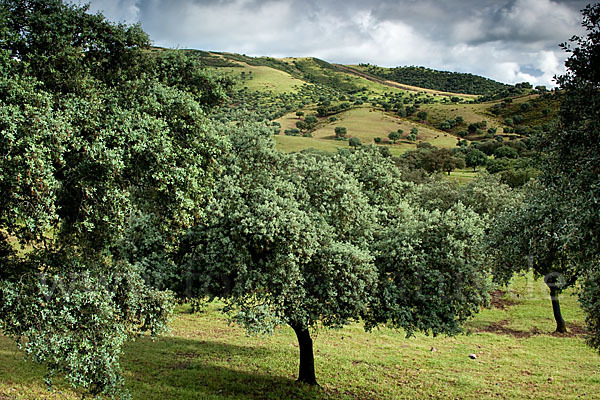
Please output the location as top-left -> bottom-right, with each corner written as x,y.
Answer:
549,285 -> 567,333
291,324 -> 318,385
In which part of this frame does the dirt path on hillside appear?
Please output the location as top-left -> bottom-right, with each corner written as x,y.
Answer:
334,64 -> 477,98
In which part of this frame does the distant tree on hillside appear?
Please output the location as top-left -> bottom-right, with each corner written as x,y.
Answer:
421,148 -> 466,175
465,149 -> 488,172
388,131 -> 401,143
335,126 -> 347,138
349,137 -> 362,149
305,115 -> 318,125
494,146 -> 519,159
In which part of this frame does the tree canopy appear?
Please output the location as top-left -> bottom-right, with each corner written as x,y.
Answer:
180,130 -> 378,384
0,0 -> 230,396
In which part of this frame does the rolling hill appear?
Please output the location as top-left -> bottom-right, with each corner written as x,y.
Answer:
173,49 -> 555,157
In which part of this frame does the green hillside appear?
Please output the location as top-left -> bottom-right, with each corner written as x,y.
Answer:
172,50 -> 555,167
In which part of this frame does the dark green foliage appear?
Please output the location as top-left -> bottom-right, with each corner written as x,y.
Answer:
535,3 -> 600,347
491,94 -> 559,133
363,65 -> 509,95
488,185 -> 574,332
0,1 -> 229,396
439,121 -> 452,131
180,129 -> 378,384
285,128 -> 301,136
399,146 -> 465,175
498,168 -> 539,188
494,146 -> 519,159
465,149 -> 488,171
489,3 -> 600,339
183,49 -> 241,67
364,202 -> 490,335
335,126 -> 347,138
349,137 -> 362,149
305,115 -> 318,125
388,131 -> 401,143
335,147 -> 490,336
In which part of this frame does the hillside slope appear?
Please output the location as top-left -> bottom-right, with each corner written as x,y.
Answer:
174,49 -> 554,157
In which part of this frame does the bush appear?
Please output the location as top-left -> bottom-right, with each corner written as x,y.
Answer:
285,128 -> 301,136
305,115 -> 318,124
494,145 -> 518,158
349,137 -> 362,148
335,126 -> 347,138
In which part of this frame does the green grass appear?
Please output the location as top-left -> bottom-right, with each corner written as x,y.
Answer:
446,168 -> 480,183
2,273 -> 598,399
274,106 -> 459,155
215,64 -> 307,94
273,135 -> 344,153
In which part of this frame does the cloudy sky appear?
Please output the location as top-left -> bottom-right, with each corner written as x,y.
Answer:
74,0 -> 591,87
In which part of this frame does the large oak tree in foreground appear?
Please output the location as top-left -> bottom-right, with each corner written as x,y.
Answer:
180,132 -> 378,385
182,142 -> 491,385
0,0 -> 229,396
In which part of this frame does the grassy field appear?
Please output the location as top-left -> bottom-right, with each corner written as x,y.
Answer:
215,63 -> 307,94
274,106 -> 459,155
447,168 -> 480,183
1,274 -> 598,400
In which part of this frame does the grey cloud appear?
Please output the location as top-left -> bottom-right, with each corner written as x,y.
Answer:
77,0 -> 590,86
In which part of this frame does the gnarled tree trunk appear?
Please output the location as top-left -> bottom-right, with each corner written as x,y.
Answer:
290,324 -> 318,385
548,285 -> 567,333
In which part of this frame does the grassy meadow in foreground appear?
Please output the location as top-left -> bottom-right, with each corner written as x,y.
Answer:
1,274 -> 598,399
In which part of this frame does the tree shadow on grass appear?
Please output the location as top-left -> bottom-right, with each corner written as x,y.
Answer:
121,337 -> 330,400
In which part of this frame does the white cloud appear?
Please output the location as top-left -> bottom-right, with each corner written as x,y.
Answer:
73,0 -> 140,24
